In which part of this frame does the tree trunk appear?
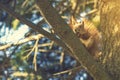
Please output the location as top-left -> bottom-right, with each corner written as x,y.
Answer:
99,0 -> 120,79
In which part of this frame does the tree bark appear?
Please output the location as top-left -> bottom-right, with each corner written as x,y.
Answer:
99,0 -> 120,79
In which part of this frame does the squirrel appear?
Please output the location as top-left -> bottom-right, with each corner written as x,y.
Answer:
69,16 -> 102,59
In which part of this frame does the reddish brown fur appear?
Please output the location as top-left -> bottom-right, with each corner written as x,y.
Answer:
69,16 -> 102,59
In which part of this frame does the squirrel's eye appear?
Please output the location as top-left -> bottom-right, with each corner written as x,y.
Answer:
75,28 -> 78,32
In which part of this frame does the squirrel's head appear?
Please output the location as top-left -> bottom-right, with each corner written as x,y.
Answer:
69,16 -> 91,40
69,16 -> 86,35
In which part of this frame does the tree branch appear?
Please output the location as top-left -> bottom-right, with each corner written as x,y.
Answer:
0,34 -> 43,50
36,0 -> 112,80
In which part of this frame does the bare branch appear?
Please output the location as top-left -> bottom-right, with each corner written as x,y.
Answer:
33,38 -> 39,71
0,34 -> 43,50
53,66 -> 83,76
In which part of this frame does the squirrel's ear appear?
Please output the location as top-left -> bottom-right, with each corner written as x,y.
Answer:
80,21 -> 84,29
69,16 -> 78,29
70,16 -> 77,25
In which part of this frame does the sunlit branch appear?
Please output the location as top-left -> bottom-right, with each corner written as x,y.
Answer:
53,66 -> 83,76
0,34 -> 43,50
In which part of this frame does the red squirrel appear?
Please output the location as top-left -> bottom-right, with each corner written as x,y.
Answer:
69,16 -> 102,59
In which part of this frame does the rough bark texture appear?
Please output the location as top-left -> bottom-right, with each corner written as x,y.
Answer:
99,0 -> 120,79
